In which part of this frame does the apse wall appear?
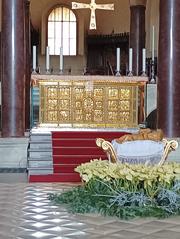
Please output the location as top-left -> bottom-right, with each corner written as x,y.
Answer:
0,0 -> 160,73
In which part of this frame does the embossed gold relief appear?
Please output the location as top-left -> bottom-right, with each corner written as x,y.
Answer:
108,100 -> 118,110
120,88 -> 130,99
59,99 -> 70,109
108,88 -> 119,99
59,111 -> 70,121
108,111 -> 118,121
37,77 -> 146,128
119,112 -> 130,122
95,101 -> 103,109
75,88 -> 84,99
83,98 -> 94,111
94,110 -> 103,122
47,111 -> 58,122
75,101 -> 82,108
59,87 -> 70,98
119,100 -> 130,111
48,88 -> 56,97
85,113 -> 92,121
94,88 -> 103,98
47,100 -> 58,110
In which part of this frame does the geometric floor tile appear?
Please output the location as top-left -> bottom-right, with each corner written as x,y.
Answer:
0,183 -> 179,239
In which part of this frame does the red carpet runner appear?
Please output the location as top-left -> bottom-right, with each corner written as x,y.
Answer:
29,131 -> 128,182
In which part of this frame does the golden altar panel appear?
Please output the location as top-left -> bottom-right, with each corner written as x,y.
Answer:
32,75 -> 147,128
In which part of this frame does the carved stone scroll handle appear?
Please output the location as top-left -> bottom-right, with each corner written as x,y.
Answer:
158,139 -> 179,166
96,138 -> 117,163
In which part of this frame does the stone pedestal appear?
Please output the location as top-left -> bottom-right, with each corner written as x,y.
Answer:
0,138 -> 29,168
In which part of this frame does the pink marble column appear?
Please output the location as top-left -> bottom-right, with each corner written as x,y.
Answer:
129,1 -> 146,75
1,0 -> 25,137
25,0 -> 31,130
157,0 -> 180,137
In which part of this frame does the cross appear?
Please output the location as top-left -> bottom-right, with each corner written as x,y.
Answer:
72,0 -> 114,30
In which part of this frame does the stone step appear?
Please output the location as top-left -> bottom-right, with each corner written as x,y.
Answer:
28,147 -> 52,152
28,168 -> 53,175
28,142 -> 52,149
28,161 -> 53,168
28,156 -> 52,161
29,139 -> 51,143
28,150 -> 52,158
30,134 -> 51,141
27,129 -> 54,176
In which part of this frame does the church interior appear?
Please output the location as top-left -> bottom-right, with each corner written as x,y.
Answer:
31,0 -> 158,75
0,0 -> 180,238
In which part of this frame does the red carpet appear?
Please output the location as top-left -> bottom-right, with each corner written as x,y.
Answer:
29,173 -> 81,182
29,130 -> 128,182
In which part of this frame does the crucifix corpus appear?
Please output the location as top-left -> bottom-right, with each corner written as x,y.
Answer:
72,0 -> 114,30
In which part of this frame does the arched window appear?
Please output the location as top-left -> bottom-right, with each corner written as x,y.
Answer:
48,6 -> 77,55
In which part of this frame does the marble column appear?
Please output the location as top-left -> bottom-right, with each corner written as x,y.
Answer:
158,0 -> 180,137
25,0 -> 31,130
129,0 -> 146,75
1,0 -> 25,137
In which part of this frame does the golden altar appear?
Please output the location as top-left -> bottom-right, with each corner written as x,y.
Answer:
31,75 -> 147,128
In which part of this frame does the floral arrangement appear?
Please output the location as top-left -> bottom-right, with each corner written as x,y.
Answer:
75,160 -> 180,196
49,159 -> 180,219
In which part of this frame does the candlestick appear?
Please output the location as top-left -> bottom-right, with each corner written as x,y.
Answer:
59,46 -> 63,74
129,48 -> 133,71
116,48 -> 121,76
46,46 -> 50,73
150,60 -> 156,83
150,26 -> 156,83
141,48 -> 147,76
143,48 -> 146,70
128,48 -> 133,76
32,45 -> 36,72
152,26 -> 155,61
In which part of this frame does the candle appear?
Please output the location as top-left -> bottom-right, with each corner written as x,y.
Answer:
142,48 -> 146,72
60,46 -> 63,71
116,48 -> 120,72
152,26 -> 155,61
129,48 -> 133,72
46,46 -> 50,70
33,45 -> 36,71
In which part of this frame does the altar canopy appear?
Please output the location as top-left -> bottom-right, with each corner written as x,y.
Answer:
32,75 -> 147,128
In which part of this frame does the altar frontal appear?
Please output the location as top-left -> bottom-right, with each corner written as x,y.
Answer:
32,75 -> 147,128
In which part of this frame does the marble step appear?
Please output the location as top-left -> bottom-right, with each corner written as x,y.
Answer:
28,149 -> 52,158
28,156 -> 52,161
28,160 -> 53,168
28,141 -> 52,149
30,134 -> 51,141
28,168 -> 53,175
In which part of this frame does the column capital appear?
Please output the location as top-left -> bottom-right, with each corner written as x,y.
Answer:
129,0 -> 147,7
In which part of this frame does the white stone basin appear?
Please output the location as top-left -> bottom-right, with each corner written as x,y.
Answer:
112,140 -> 165,165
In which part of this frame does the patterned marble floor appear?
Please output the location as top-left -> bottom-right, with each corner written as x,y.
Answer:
0,183 -> 180,239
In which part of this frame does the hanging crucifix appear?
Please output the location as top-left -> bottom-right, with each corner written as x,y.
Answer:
72,0 -> 114,30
